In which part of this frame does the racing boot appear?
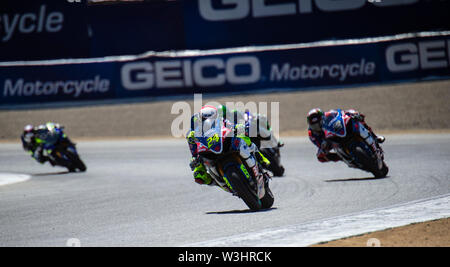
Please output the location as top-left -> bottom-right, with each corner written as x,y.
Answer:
351,112 -> 385,145
376,135 -> 385,144
238,136 -> 270,168
360,120 -> 385,144
255,151 -> 271,168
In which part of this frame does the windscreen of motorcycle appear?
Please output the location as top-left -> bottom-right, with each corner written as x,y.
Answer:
323,110 -> 347,138
195,117 -> 224,154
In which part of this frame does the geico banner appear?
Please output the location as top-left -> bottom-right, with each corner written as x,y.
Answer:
117,34 -> 450,98
2,33 -> 449,105
183,0 -> 450,49
116,46 -> 380,97
0,0 -> 89,61
0,62 -> 115,104
383,38 -> 450,79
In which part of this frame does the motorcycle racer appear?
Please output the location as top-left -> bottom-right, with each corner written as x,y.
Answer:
21,122 -> 70,165
21,124 -> 48,164
217,104 -> 283,149
307,108 -> 385,163
186,105 -> 270,187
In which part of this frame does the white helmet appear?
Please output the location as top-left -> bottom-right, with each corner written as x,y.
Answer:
199,105 -> 218,122
23,124 -> 34,133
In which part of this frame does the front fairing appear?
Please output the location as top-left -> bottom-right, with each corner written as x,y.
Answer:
195,118 -> 225,154
36,129 -> 62,149
323,109 -> 347,138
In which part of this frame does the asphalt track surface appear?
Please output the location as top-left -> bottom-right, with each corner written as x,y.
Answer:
0,134 -> 449,247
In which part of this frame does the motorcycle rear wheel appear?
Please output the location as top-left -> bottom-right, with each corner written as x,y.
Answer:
353,146 -> 388,178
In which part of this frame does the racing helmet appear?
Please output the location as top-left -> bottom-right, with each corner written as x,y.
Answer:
22,125 -> 35,145
46,122 -> 56,132
307,108 -> 324,132
200,105 -> 218,122
23,124 -> 34,134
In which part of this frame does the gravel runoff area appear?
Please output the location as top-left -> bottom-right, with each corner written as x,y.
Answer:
311,218 -> 449,247
1,79 -> 449,247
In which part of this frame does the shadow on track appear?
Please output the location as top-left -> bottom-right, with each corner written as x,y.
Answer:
206,207 -> 277,215
325,176 -> 390,182
31,171 -> 70,177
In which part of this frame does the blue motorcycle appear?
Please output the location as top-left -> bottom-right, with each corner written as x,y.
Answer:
322,110 -> 388,178
193,117 -> 274,211
36,125 -> 86,173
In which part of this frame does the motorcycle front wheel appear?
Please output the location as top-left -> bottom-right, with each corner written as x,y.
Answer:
224,165 -> 262,211
64,150 -> 87,172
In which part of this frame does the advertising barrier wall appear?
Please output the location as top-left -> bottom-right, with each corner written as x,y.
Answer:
88,1 -> 185,58
0,0 -> 89,61
1,62 -> 115,104
1,32 -> 449,105
92,0 -> 450,56
183,0 -> 450,50
1,0 -> 450,61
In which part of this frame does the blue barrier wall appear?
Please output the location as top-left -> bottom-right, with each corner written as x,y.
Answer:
183,0 -> 450,50
1,33 -> 449,105
88,1 -> 185,58
1,0 -> 450,61
0,62 -> 116,104
0,0 -> 89,61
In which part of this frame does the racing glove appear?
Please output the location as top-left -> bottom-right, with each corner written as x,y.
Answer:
193,163 -> 213,185
187,130 -> 196,144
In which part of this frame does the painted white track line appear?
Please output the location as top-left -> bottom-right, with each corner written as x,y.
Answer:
0,173 -> 31,186
186,194 -> 450,247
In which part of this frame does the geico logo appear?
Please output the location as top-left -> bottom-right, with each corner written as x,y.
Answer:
121,56 -> 261,90
199,0 -> 418,21
0,5 -> 64,42
386,39 -> 450,72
